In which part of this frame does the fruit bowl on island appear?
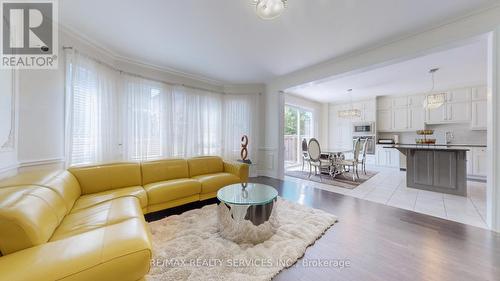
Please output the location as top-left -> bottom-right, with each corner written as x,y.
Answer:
415,129 -> 436,144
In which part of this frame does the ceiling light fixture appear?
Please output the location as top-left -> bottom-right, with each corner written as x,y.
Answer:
338,89 -> 361,119
253,0 -> 287,20
423,68 -> 446,110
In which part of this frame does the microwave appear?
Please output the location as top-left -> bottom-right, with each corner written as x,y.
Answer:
352,122 -> 375,135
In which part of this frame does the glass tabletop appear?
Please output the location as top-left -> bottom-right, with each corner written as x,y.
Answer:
217,183 -> 278,205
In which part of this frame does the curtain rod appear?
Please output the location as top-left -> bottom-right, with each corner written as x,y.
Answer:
62,46 -> 237,95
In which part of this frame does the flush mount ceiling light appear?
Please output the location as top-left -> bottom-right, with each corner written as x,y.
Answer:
338,89 -> 362,119
253,0 -> 287,20
423,68 -> 446,110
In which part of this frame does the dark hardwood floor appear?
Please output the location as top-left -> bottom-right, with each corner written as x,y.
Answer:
146,176 -> 500,281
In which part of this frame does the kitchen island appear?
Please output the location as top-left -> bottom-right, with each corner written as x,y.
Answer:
385,144 -> 475,196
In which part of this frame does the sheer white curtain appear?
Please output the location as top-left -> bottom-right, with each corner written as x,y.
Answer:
121,75 -> 172,161
65,50 -> 259,166
222,94 -> 259,162
64,51 -> 119,166
171,86 -> 222,158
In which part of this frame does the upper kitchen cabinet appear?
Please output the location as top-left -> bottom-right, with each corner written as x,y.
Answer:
377,109 -> 392,132
377,95 -> 426,132
425,87 -> 472,125
471,86 -> 487,130
351,99 -> 376,122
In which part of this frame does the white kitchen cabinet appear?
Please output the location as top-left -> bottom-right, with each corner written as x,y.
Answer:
447,88 -> 471,103
466,150 -> 473,175
392,108 -> 409,131
375,145 -> 400,168
392,96 -> 408,108
466,147 -> 488,178
472,86 -> 487,100
408,95 -> 425,107
425,87 -> 473,124
471,100 -> 487,130
472,147 -> 487,177
426,102 -> 471,124
446,102 -> 471,123
427,105 -> 446,124
377,97 -> 392,110
408,107 -> 426,131
377,110 -> 392,132
377,94 -> 426,132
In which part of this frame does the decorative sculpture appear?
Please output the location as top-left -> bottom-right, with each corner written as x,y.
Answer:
238,135 -> 252,164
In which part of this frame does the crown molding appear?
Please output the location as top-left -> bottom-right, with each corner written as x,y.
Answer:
58,24 -> 224,87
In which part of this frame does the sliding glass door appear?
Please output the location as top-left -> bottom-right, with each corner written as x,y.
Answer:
284,105 -> 314,168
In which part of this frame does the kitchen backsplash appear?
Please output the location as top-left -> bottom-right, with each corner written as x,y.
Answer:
379,124 -> 487,145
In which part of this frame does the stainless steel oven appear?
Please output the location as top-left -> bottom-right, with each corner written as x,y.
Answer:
353,136 -> 375,155
352,122 -> 375,136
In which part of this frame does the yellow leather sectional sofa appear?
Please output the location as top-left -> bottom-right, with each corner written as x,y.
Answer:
0,156 -> 248,281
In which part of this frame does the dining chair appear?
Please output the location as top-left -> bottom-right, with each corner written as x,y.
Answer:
307,138 -> 331,181
301,138 -> 310,171
339,138 -> 362,181
358,138 -> 369,175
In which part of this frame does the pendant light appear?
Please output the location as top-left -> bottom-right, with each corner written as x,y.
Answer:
253,0 -> 287,20
338,89 -> 361,119
423,68 -> 446,110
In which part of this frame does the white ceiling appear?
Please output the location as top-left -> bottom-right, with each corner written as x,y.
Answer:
60,0 -> 499,84
287,39 -> 488,103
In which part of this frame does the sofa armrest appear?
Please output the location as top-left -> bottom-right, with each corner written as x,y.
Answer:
0,218 -> 152,281
223,161 -> 249,183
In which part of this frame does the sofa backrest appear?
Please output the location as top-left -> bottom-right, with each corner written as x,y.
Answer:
69,163 -> 142,194
187,156 -> 224,177
0,185 -> 68,255
38,171 -> 82,211
141,159 -> 189,185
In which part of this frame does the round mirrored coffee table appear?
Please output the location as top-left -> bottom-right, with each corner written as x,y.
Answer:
217,183 -> 279,244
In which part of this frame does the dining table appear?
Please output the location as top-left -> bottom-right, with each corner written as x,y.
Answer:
320,148 -> 354,178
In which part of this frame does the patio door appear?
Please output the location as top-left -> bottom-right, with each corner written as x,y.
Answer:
284,105 -> 314,168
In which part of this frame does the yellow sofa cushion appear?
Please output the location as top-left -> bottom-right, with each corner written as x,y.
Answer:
0,186 -> 68,255
141,159 -> 189,185
39,171 -> 82,212
71,186 -> 147,212
192,172 -> 241,195
187,156 -> 224,177
69,163 -> 142,194
51,197 -> 143,241
144,178 -> 201,205
0,218 -> 152,281
0,171 -> 82,213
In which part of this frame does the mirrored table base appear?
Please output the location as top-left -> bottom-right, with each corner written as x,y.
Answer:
217,198 -> 279,244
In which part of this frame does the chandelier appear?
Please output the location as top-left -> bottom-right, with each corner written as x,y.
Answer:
338,89 -> 361,119
423,68 -> 446,110
253,0 -> 287,20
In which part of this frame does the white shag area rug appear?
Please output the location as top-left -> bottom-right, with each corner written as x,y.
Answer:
146,198 -> 338,281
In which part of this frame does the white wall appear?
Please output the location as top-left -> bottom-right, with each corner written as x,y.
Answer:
0,72 -> 19,178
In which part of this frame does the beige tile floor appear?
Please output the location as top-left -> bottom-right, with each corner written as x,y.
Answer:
285,165 -> 488,229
